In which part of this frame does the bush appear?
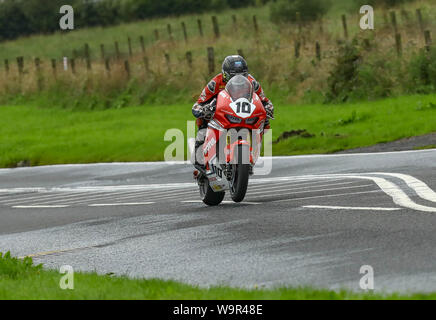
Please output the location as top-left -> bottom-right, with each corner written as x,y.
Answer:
407,48 -> 436,94
325,41 -> 362,102
325,40 -> 396,103
0,251 -> 42,280
270,0 -> 329,24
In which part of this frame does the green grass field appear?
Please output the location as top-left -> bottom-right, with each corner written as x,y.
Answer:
0,251 -> 434,300
0,94 -> 435,168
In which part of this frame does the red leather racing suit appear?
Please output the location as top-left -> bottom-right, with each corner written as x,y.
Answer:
192,73 -> 273,130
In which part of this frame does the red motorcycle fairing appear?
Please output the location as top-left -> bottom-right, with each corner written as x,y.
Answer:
202,90 -> 267,192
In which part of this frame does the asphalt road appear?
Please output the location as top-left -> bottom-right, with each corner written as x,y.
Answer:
1,149 -> 436,294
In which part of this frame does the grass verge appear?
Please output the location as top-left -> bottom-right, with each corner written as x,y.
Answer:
0,251 -> 435,300
1,94 -> 436,168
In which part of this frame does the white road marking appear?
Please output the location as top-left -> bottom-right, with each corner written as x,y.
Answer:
0,190 -> 116,205
303,205 -> 402,211
248,178 -> 348,190
254,183 -> 374,199
296,174 -> 436,213
369,172 -> 436,203
247,181 -> 361,196
270,190 -> 382,203
12,205 -> 70,209
181,200 -> 260,205
0,183 -> 197,194
104,188 -> 197,202
88,202 -> 155,207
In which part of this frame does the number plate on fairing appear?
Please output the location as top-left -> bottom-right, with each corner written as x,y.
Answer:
229,98 -> 256,119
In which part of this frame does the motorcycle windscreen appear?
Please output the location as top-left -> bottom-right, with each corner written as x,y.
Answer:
225,74 -> 253,102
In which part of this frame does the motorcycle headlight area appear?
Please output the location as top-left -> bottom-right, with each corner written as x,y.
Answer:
225,114 -> 243,124
245,117 -> 259,125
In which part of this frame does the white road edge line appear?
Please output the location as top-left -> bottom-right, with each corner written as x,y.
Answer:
12,205 -> 70,208
303,205 -> 402,211
88,202 -> 155,207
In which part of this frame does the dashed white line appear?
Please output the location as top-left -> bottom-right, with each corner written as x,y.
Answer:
270,190 -> 382,203
303,205 -> 402,211
88,202 -> 155,207
12,205 -> 70,209
253,183 -> 374,199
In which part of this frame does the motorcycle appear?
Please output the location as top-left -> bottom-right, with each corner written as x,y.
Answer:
194,75 -> 268,206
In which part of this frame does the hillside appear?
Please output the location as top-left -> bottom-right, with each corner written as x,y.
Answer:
0,0 -> 436,108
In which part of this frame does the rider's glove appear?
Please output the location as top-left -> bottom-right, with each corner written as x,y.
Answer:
263,102 -> 274,120
201,98 -> 217,121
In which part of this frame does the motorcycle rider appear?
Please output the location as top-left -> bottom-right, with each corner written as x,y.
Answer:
192,55 -> 274,168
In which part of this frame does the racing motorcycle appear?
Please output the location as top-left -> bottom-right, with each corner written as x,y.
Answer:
193,75 -> 268,206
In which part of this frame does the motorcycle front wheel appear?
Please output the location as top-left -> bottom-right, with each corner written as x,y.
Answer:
229,145 -> 251,203
199,178 -> 225,206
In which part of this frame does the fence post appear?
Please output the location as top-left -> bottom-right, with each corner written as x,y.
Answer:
294,41 -> 301,58
84,43 -> 91,70
207,47 -> 215,74
197,19 -> 203,37
341,14 -> 348,39
181,22 -> 188,43
395,33 -> 402,56
51,59 -> 57,78
34,58 -> 43,90
63,57 -> 68,71
237,49 -> 244,58
390,11 -> 398,34
186,51 -> 193,69
128,37 -> 133,57
232,15 -> 237,31
416,8 -> 424,33
296,12 -> 302,34
4,59 -> 9,75
124,60 -> 130,79
140,36 -> 145,54
212,16 -> 220,39
315,41 -> 321,61
424,30 -> 432,51
70,58 -> 76,74
253,15 -> 259,35
105,58 -> 111,76
167,24 -> 173,41
154,29 -> 159,41
16,56 -> 24,76
100,44 -> 105,61
165,53 -> 171,73
115,41 -> 120,61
